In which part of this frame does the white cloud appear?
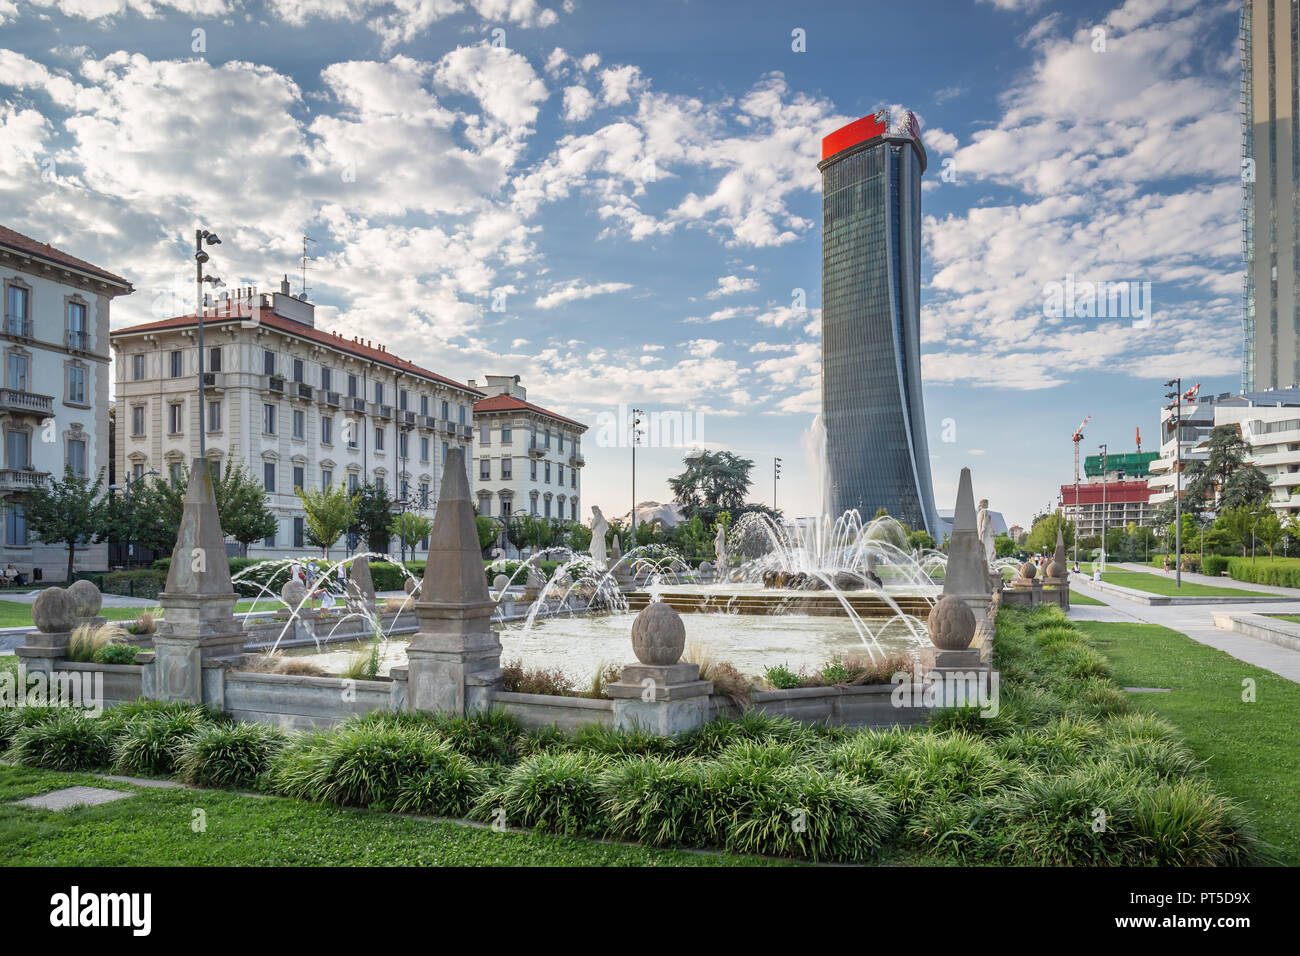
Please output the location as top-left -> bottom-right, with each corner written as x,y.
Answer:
534,278 -> 633,309
562,84 -> 595,122
706,274 -> 758,298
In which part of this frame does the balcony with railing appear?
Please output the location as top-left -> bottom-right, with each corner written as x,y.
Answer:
528,438 -> 546,458
294,382 -> 313,401
266,375 -> 286,394
3,314 -> 33,339
0,388 -> 55,418
0,468 -> 50,493
67,329 -> 91,351
569,450 -> 585,467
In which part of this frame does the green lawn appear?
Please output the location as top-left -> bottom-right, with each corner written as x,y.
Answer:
1078,620 -> 1300,864
1266,614 -> 1300,624
0,764 -> 775,866
0,599 -> 271,629
1079,568 -> 1270,598
1068,591 -> 1105,606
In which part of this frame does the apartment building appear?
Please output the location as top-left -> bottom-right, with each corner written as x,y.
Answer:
1,225 -> 133,579
110,279 -> 481,558
470,375 -> 587,525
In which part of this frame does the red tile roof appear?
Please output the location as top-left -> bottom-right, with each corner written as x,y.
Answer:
110,306 -> 482,395
473,392 -> 586,430
0,224 -> 132,288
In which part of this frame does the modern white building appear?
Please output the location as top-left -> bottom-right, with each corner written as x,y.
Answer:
1,225 -> 133,580
469,375 -> 587,526
1148,388 -> 1300,518
110,280 -> 482,559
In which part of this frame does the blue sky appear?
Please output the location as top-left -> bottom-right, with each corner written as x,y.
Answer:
0,0 -> 1243,528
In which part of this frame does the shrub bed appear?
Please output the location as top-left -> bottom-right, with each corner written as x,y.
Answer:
0,603 -> 1262,864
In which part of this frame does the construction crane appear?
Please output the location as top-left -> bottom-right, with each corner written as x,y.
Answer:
1071,415 -> 1091,565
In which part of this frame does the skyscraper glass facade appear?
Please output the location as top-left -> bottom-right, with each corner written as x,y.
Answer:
819,113 -> 940,536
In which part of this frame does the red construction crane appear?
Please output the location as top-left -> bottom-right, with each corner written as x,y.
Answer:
1071,416 -> 1091,563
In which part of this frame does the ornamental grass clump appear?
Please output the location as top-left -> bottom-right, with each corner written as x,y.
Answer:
677,711 -> 818,758
886,730 -> 1020,815
269,719 -> 477,812
10,708 -> 113,771
599,756 -> 711,848
423,709 -> 527,765
0,705 -> 61,753
1129,778 -> 1260,866
177,721 -> 288,790
111,706 -> 210,777
472,751 -> 614,837
568,723 -> 677,759
993,716 -> 1104,772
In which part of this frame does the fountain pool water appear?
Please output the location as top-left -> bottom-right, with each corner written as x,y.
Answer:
285,611 -> 930,680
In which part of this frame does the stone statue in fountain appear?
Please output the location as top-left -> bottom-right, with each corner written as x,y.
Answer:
590,505 -> 609,569
976,498 -> 996,572
524,555 -> 546,600
714,522 -> 728,572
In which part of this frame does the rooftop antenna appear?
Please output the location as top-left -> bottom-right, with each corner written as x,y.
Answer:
300,234 -> 316,300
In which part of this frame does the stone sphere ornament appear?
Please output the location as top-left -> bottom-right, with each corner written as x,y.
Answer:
492,574 -> 510,592
68,579 -> 103,618
1046,558 -> 1065,579
927,594 -> 977,651
32,587 -> 77,634
1019,561 -> 1037,580
404,577 -> 420,595
281,579 -> 308,608
630,600 -> 687,665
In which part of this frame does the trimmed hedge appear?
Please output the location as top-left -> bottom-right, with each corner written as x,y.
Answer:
1225,556 -> 1300,588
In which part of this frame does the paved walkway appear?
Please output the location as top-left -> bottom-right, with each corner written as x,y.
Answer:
1067,572 -> 1300,684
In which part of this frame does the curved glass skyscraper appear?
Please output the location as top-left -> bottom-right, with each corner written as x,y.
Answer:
819,110 -> 941,536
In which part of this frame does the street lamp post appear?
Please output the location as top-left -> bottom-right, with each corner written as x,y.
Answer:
1099,442 -> 1108,572
630,407 -> 643,546
773,457 -> 782,512
398,422 -> 413,563
1252,509 -> 1260,566
1164,378 -> 1182,588
194,229 -> 222,459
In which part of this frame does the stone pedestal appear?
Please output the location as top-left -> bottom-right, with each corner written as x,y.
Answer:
13,629 -> 71,680
606,662 -> 713,735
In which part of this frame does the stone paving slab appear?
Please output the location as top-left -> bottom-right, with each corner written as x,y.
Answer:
13,786 -> 135,811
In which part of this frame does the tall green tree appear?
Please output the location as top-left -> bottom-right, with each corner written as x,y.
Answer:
668,450 -> 754,517
213,461 -> 278,556
1186,424 -> 1270,512
1256,510 -> 1284,559
127,461 -> 276,557
297,483 -> 357,558
352,481 -> 394,555
1025,511 -> 1074,554
23,465 -> 108,583
388,512 -> 433,557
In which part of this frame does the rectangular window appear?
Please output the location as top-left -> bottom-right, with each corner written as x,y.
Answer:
66,302 -> 88,349
132,354 -> 145,381
442,441 -> 449,463
441,400 -> 449,420
207,400 -> 221,433
480,425 -> 490,443
131,405 -> 145,436
480,458 -> 490,479
66,438 -> 86,477
420,437 -> 429,461
399,389 -> 408,411
419,482 -> 429,508
263,462 -> 276,492
5,503 -> 28,547
8,352 -> 28,392
321,416 -> 333,445
66,365 -> 86,404
321,367 -> 332,392
571,471 -> 576,489
544,497 -> 552,518
169,404 -> 183,434
132,463 -> 143,482
264,403 -> 276,434
544,429 -> 551,448
347,422 -> 358,449
263,526 -> 277,548
169,462 -> 184,487
293,516 -> 305,548
374,428 -> 384,451
347,374 -> 357,398
530,459 -> 537,481
293,358 -> 304,383
170,350 -> 183,378
558,464 -> 564,486
6,285 -> 29,335
208,346 -> 221,372
571,500 -> 577,521
501,457 -> 512,480
558,434 -> 564,453
420,395 -> 429,416
322,468 -> 332,489
399,431 -> 408,458
263,350 -> 276,376
544,462 -> 551,483
5,430 -> 29,470
348,473 -> 359,494
293,409 -> 305,439
501,426 -> 512,443
374,383 -> 384,404
458,405 -> 466,425
293,466 -> 304,491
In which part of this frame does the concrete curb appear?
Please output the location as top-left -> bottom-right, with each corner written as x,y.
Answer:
1213,612 -> 1300,653
1087,579 -> 1290,606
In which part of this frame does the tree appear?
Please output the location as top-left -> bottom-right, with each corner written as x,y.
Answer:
565,521 -> 592,552
907,529 -> 935,552
1220,465 -> 1271,511
352,481 -> 394,555
388,512 -> 433,557
1216,506 -> 1255,557
296,483 -> 357,558
213,461 -> 278,555
475,513 -> 500,553
681,515 -> 711,560
1256,510 -> 1284,559
23,465 -> 108,583
993,533 -> 1017,558
1025,511 -> 1074,554
668,451 -> 754,517
1186,425 -> 1268,512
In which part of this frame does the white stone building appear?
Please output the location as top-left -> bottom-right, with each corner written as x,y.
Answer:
110,280 -> 481,559
1,225 -> 133,580
469,375 -> 587,527
1148,388 -> 1300,518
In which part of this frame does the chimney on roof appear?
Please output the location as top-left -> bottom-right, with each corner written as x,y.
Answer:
281,275 -> 291,295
